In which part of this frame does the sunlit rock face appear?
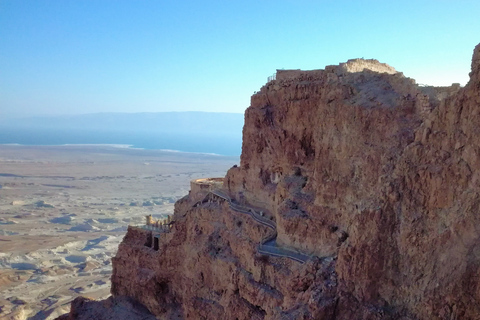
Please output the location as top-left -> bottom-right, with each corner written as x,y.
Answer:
105,43 -> 480,320
339,58 -> 398,74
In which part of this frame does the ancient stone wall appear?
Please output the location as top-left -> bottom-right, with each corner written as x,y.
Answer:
338,58 -> 397,74
189,178 -> 224,203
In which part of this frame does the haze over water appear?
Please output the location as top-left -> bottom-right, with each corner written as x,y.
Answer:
0,112 -> 243,156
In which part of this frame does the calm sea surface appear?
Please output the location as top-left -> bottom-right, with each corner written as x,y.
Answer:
0,128 -> 242,156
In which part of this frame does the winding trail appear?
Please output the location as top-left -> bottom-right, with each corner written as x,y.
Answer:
139,189 -> 311,263
206,190 -> 310,264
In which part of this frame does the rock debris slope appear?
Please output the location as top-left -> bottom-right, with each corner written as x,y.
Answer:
66,43 -> 480,319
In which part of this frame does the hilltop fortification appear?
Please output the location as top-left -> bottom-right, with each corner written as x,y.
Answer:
61,43 -> 480,319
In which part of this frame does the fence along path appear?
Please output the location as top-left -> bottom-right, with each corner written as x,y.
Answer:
211,190 -> 276,230
205,190 -> 310,264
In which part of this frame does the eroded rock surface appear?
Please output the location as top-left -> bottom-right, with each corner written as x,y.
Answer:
65,43 -> 480,319
56,296 -> 156,320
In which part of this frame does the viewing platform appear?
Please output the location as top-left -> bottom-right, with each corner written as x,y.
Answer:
190,177 -> 224,203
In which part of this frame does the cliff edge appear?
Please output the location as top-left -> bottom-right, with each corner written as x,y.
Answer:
62,43 -> 480,319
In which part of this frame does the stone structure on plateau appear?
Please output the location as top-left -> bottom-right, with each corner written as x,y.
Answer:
59,43 -> 480,320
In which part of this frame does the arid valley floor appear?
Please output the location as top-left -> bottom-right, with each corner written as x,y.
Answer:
0,145 -> 237,320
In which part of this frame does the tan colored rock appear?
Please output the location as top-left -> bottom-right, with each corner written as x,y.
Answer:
65,43 -> 480,319
225,44 -> 480,319
339,58 -> 398,74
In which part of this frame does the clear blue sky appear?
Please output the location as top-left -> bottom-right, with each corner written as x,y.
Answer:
1,0 -> 479,117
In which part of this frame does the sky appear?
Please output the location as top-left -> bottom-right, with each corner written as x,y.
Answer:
1,0 -> 479,117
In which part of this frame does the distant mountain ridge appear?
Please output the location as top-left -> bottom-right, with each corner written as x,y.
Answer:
2,111 -> 244,135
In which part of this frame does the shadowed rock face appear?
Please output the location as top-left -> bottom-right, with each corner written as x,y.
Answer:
56,296 -> 157,320
83,43 -> 480,320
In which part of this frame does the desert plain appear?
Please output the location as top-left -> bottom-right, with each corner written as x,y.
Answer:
0,145 -> 237,320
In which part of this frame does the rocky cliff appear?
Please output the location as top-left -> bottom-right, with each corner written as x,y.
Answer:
65,43 -> 480,319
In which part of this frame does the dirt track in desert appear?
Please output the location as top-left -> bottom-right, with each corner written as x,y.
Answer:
0,145 -> 237,320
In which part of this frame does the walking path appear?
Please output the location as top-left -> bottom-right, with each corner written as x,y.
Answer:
137,189 -> 311,263
206,190 -> 310,264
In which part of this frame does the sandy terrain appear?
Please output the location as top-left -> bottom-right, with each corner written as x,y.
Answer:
0,145 -> 237,320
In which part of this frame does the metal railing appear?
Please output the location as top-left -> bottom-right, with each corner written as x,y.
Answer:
136,224 -> 171,233
211,190 -> 276,230
267,73 -> 276,82
134,188 -> 312,263
207,189 -> 309,264
259,240 -> 309,264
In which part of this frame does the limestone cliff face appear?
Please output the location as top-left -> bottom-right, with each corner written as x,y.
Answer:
112,196 -> 338,319
109,43 -> 480,320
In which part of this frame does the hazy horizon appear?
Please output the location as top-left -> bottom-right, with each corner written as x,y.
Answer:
0,111 -> 244,156
1,1 -> 479,118
1,110 -> 244,120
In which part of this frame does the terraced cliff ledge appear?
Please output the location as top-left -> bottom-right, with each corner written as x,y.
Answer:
68,43 -> 480,320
